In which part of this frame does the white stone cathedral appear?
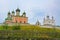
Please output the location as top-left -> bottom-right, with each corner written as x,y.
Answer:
43,15 -> 55,26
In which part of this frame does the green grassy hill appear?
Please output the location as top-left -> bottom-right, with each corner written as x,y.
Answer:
0,24 -> 60,39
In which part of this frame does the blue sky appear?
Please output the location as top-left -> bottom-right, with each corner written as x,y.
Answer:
0,0 -> 60,25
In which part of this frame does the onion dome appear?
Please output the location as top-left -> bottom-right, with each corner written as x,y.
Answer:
52,16 -> 54,20
47,15 -> 49,18
23,12 -> 26,14
8,11 -> 10,15
16,8 -> 20,12
47,15 -> 49,19
12,11 -> 15,13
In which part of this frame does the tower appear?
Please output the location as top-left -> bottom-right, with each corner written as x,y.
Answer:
43,17 -> 45,24
36,20 -> 40,25
47,15 -> 49,19
16,8 -> 20,16
5,11 -> 12,24
52,16 -> 54,20
51,16 -> 55,25
12,10 -> 15,16
8,11 -> 11,18
22,11 -> 26,17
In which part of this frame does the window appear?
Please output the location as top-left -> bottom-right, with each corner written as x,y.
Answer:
20,21 -> 22,23
24,21 -> 26,23
52,22 -> 54,23
49,21 -> 50,23
16,20 -> 17,23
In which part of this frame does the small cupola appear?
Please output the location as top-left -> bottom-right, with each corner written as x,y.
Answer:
22,11 -> 26,17
12,10 -> 15,16
12,11 -> 15,13
47,15 -> 49,18
46,15 -> 50,19
16,8 -> 20,16
8,11 -> 10,15
23,12 -> 26,14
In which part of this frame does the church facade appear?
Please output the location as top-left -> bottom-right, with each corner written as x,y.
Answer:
5,8 -> 28,24
43,16 -> 55,26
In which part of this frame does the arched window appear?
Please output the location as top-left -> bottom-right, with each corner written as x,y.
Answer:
24,21 -> 26,23
20,21 -> 22,23
16,20 -> 17,23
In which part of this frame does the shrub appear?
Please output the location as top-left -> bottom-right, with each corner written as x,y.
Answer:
12,25 -> 20,30
2,24 -> 8,30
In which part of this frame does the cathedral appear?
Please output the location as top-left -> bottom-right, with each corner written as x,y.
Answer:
43,15 -> 55,26
35,15 -> 55,26
5,8 -> 28,24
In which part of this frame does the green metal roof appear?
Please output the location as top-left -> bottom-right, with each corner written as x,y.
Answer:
5,17 -> 12,20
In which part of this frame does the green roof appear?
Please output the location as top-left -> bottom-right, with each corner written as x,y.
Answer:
5,17 -> 12,20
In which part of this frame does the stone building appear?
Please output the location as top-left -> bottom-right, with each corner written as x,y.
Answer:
43,15 -> 55,26
5,8 -> 28,24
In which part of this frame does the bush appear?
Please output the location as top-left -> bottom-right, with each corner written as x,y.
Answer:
2,24 -> 8,30
12,25 -> 20,30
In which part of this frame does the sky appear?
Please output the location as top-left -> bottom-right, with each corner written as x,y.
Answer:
0,0 -> 60,25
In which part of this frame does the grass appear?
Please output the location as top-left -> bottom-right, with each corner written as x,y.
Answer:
0,24 -> 60,38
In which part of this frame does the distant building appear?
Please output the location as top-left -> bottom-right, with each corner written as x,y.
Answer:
4,8 -> 28,24
43,15 -> 55,26
35,20 -> 41,25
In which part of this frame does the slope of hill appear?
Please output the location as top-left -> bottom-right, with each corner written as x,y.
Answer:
0,24 -> 60,40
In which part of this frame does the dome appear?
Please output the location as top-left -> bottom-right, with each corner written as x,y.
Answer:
8,11 -> 10,15
16,8 -> 20,12
47,15 -> 49,18
12,11 -> 15,13
47,15 -> 49,19
23,12 -> 26,14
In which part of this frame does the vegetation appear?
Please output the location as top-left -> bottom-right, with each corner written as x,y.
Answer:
12,25 -> 20,30
2,25 -> 8,30
0,24 -> 60,40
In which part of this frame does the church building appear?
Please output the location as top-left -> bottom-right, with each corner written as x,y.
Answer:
5,8 -> 28,24
35,20 -> 41,26
43,15 -> 55,26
